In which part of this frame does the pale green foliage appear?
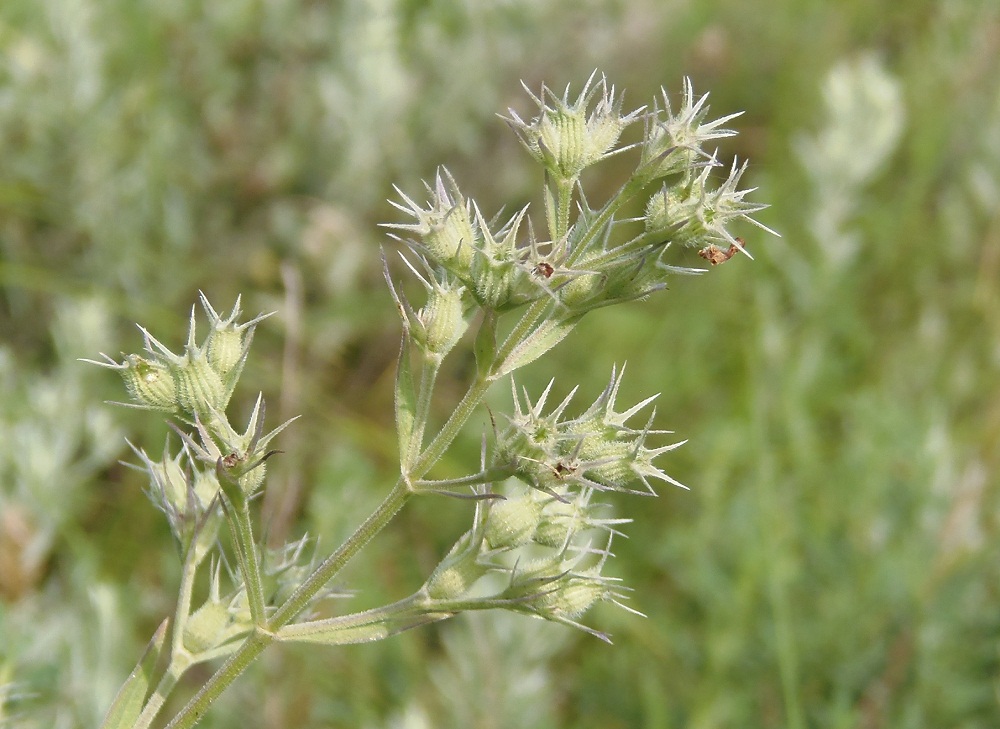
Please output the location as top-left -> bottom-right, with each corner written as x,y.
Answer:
793,54 -> 905,269
0,299 -> 129,728
369,613 -> 571,729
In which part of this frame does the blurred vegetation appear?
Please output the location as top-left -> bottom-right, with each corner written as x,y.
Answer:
2,0 -> 999,727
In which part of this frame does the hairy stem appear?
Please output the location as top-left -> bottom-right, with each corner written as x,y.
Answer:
269,480 -> 412,628
564,177 -> 646,267
171,543 -> 200,657
164,630 -> 273,729
555,177 -> 575,241
134,653 -> 192,729
228,497 -> 267,626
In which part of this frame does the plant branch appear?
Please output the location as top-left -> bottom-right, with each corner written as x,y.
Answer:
134,652 -> 192,729
163,630 -> 274,729
228,497 -> 267,626
269,479 -> 412,628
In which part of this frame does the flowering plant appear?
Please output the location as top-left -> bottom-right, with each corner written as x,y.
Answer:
89,73 -> 772,729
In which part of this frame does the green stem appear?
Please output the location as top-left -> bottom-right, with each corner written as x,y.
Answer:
412,294 -> 556,481
555,178 -> 575,241
160,386 -> 471,726
134,653 -> 192,729
162,288 -> 553,726
280,300 -> 555,624
131,527 -> 206,728
281,299 -> 556,620
408,377 -> 492,481
171,543 -> 200,657
277,592 -> 425,639
164,630 -> 274,729
494,299 -> 550,369
270,480 -> 412,627
228,498 -> 267,626
564,177 -> 646,267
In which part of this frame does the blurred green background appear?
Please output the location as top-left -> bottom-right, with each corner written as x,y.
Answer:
2,0 -> 999,727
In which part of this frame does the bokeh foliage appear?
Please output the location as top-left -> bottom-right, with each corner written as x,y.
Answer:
2,0 -> 999,727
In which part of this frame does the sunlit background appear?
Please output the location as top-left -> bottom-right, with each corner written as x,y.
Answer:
2,0 -> 999,727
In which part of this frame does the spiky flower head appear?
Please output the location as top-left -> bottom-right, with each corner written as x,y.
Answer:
179,394 -> 297,498
503,71 -> 643,183
127,440 -> 222,560
529,486 -> 631,549
494,540 -> 639,642
636,77 -> 743,183
420,477 -> 638,640
384,168 -> 478,276
383,253 -> 470,359
84,295 -> 271,421
466,204 -> 532,311
116,354 -> 178,412
645,158 -> 777,255
497,368 -> 686,496
200,293 -> 270,382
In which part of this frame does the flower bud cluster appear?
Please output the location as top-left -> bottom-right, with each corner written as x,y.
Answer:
385,170 -> 546,314
500,558 -> 624,629
644,159 -> 774,252
383,253 -> 470,360
129,441 -> 222,560
385,78 -> 774,333
501,72 -> 642,184
496,367 -> 687,496
88,294 -> 270,420
423,479 -> 633,639
419,370 -> 678,637
180,394 -> 296,499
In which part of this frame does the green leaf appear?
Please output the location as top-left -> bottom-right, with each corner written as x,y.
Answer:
497,315 -> 582,377
473,310 -> 498,380
276,612 -> 451,646
99,619 -> 169,729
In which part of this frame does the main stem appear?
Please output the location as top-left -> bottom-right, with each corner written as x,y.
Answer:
229,498 -> 267,625
278,482 -> 413,627
164,631 -> 273,729
135,655 -> 191,729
